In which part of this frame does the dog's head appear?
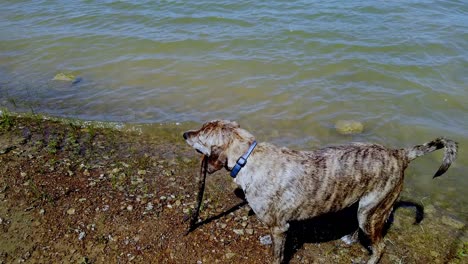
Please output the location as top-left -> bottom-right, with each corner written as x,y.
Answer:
183,120 -> 255,174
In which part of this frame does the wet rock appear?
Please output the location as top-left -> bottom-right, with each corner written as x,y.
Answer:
335,120 -> 364,135
52,72 -> 76,81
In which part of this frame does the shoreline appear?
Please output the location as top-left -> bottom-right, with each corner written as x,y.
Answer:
0,113 -> 466,263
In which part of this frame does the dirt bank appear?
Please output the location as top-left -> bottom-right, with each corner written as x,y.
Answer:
0,113 -> 466,263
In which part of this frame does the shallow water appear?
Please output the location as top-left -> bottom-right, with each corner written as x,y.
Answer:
0,1 -> 467,219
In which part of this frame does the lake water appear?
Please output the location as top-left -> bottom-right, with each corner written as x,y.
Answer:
0,0 -> 467,220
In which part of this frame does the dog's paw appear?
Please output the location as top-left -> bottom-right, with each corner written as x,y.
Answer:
341,234 -> 357,245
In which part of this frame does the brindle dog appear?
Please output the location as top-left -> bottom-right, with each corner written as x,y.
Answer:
183,120 -> 458,264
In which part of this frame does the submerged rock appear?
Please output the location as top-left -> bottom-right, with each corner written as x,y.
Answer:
52,72 -> 82,84
335,120 -> 364,135
53,72 -> 76,81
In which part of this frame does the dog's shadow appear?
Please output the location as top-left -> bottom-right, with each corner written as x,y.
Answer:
190,188 -> 424,264
283,200 -> 424,263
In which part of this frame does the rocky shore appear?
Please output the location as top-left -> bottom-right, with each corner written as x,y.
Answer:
0,113 -> 466,263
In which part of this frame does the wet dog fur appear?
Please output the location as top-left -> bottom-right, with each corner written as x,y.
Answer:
183,120 -> 458,264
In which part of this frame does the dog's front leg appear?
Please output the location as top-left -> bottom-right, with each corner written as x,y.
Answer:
271,224 -> 289,264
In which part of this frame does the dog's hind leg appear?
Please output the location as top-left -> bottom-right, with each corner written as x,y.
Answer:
271,223 -> 289,264
358,183 -> 402,264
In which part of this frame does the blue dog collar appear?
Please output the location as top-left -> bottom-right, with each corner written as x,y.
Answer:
230,141 -> 257,178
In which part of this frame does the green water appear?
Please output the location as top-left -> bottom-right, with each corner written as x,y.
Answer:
0,1 -> 467,219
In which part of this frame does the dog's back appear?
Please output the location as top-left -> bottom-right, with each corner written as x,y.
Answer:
244,143 -> 408,223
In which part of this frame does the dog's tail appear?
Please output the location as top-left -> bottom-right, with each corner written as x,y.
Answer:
405,137 -> 458,178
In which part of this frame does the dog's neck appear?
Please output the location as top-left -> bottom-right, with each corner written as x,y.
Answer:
225,133 -> 256,173
229,140 -> 257,178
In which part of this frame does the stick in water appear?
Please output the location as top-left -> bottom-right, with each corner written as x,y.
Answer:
186,155 -> 208,234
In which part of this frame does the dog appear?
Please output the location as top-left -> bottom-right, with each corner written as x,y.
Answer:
183,120 -> 458,264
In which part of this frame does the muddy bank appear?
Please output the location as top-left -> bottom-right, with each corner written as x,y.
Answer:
0,113 -> 466,263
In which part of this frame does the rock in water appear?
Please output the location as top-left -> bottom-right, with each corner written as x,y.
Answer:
53,72 -> 76,81
53,72 -> 83,85
335,120 -> 364,135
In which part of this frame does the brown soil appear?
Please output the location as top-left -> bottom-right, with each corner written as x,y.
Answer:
0,114 -> 466,264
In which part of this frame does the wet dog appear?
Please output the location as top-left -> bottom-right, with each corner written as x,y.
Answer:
183,120 -> 457,264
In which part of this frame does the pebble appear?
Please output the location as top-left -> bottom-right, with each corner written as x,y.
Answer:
137,169 -> 147,175
245,229 -> 254,235
78,231 -> 86,240
126,205 -> 133,211
67,208 -> 76,215
39,209 -> 45,215
259,235 -> 272,245
233,229 -> 244,235
146,202 -> 153,211
225,252 -> 236,259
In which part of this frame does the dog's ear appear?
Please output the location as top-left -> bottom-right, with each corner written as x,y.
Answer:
206,146 -> 227,174
230,121 -> 240,128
